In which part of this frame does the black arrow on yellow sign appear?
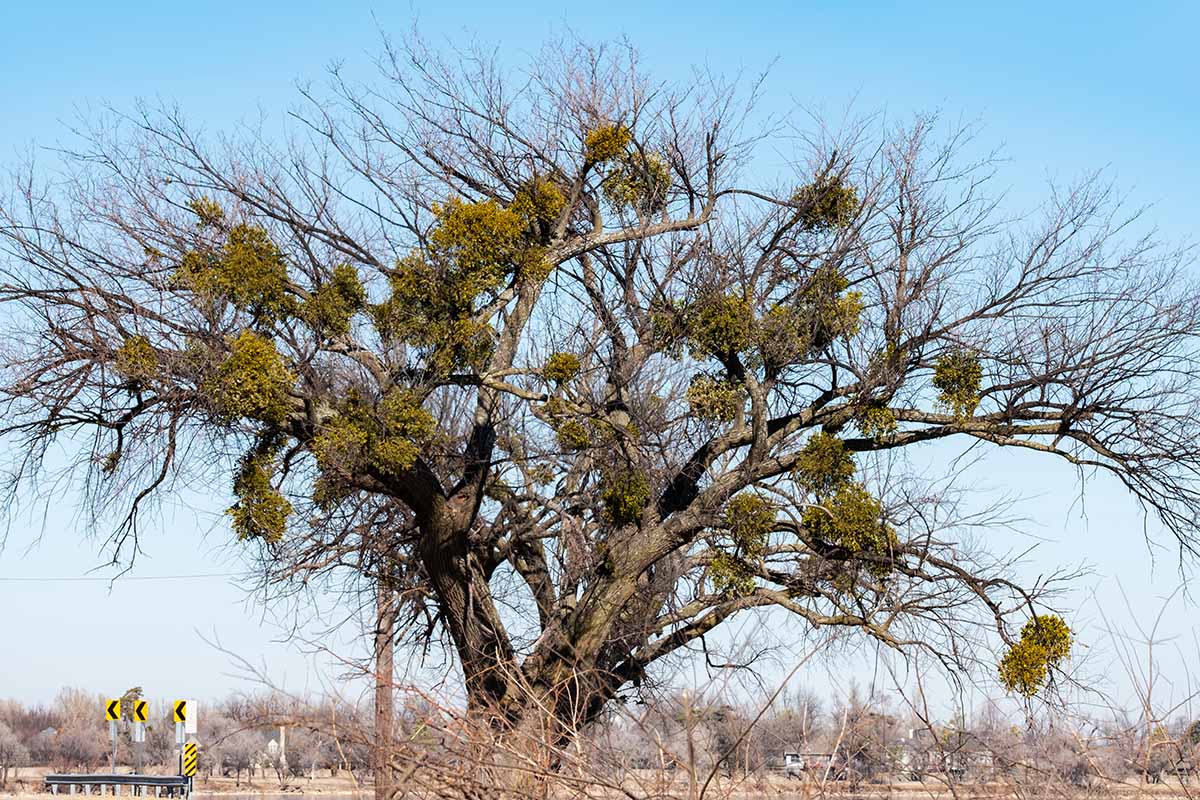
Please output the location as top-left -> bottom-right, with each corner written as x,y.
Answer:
105,699 -> 121,721
172,700 -> 187,723
132,700 -> 148,722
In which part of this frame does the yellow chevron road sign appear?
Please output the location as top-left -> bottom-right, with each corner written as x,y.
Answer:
182,742 -> 198,777
132,700 -> 148,723
105,699 -> 121,721
172,700 -> 187,723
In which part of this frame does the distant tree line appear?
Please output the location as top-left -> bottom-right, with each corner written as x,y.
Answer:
3,685 -> 1199,790
584,686 -> 1200,787
0,689 -> 370,787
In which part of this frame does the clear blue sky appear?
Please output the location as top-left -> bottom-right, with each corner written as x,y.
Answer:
1,1 -> 1197,715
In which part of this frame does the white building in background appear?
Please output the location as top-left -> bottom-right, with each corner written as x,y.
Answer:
253,729 -> 288,775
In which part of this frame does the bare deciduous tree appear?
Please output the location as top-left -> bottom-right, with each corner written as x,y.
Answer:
2,34 -> 1199,783
0,721 -> 29,787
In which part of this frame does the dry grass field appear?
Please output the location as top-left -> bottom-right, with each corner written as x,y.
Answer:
3,766 -> 1198,799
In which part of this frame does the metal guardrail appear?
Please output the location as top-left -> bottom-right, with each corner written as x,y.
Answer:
44,774 -> 191,796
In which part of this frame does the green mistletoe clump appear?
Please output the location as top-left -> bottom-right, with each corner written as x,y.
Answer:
175,221 -> 293,322
933,348 -> 983,419
686,376 -> 743,422
555,418 -> 592,451
310,389 -> 437,488
710,493 -> 777,596
600,469 -> 651,527
543,351 -> 582,383
999,614 -> 1072,696
302,263 -> 366,338
794,431 -> 897,578
584,123 -> 632,164
371,192 -> 561,375
793,175 -> 859,230
603,151 -> 671,212
113,335 -> 159,383
793,432 -> 856,496
228,445 -> 292,543
203,331 -> 295,425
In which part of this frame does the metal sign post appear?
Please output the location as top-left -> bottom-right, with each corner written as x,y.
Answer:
131,721 -> 145,773
175,722 -> 184,774
182,703 -> 198,799
131,701 -> 148,774
105,700 -> 121,772
173,701 -> 188,778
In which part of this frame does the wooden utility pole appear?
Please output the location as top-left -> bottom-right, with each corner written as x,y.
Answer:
373,573 -> 397,800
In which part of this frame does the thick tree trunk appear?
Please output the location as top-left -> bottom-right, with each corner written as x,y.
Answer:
418,510 -> 522,718
373,575 -> 397,800
415,506 -> 669,796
